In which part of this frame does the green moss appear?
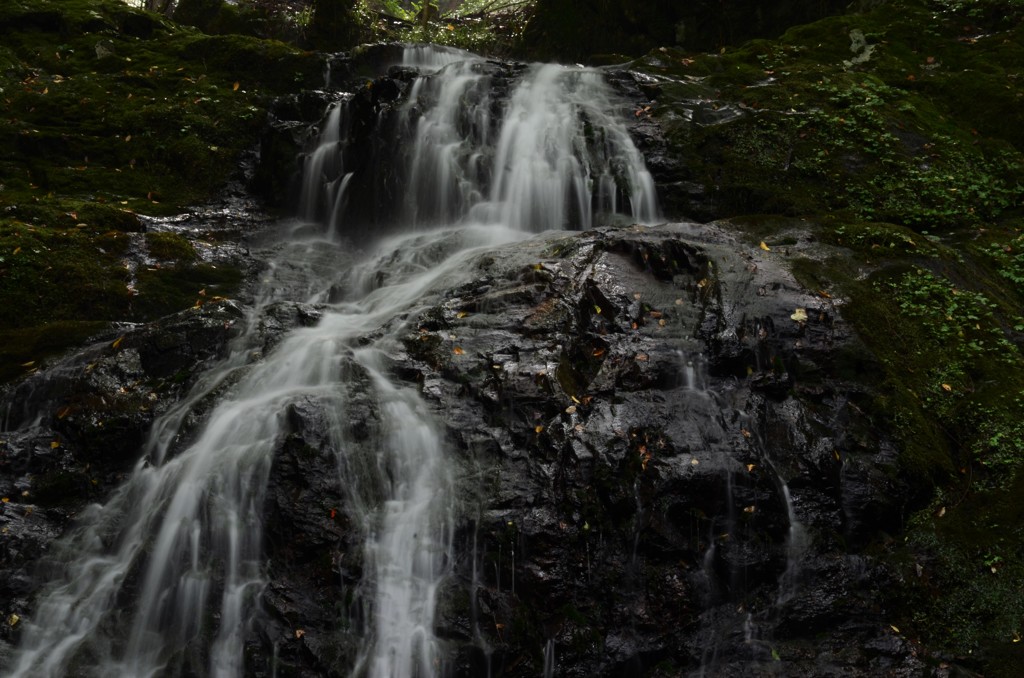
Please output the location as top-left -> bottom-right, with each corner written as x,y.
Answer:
892,472 -> 1024,663
145,231 -> 197,261
0,320 -> 108,383
133,262 -> 242,319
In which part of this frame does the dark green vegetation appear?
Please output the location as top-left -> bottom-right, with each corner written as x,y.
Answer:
0,0 -> 321,381
631,0 -> 1023,671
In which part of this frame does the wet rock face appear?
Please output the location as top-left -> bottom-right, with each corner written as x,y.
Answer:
367,223 -> 917,675
0,223 -> 924,675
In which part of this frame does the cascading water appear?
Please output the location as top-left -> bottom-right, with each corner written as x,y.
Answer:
4,45 -> 659,677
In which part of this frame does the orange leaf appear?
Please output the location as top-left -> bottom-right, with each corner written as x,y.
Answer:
453,346 -> 464,355
232,81 -> 240,91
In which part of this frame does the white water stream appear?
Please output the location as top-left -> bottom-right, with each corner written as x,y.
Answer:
5,46 -> 658,678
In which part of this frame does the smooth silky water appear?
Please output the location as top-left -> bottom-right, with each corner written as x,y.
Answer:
4,46 -> 657,677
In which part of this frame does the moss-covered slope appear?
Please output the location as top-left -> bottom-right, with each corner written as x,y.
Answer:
0,0 -> 321,382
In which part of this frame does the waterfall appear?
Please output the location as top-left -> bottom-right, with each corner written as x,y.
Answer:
300,47 -> 659,234
4,44 -> 659,677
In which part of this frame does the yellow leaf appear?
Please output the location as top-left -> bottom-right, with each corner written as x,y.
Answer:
571,395 -> 581,404
7,613 -> 18,627
743,505 -> 756,513
112,335 -> 124,349
453,346 -> 464,355
941,383 -> 952,392
759,241 -> 771,251
890,624 -> 900,633
456,311 -> 468,318
12,246 -> 21,255
746,464 -> 756,472
594,305 -> 601,314
233,81 -> 240,91
791,308 -> 808,323
50,440 -> 60,449
534,425 -> 544,433
294,629 -> 305,639
565,405 -> 577,414
20,360 -> 35,368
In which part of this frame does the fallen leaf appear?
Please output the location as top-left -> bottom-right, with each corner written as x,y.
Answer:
740,428 -> 751,438
635,353 -> 649,362
7,614 -> 18,627
941,383 -> 952,392
565,405 -> 577,414
456,311 -> 468,318
452,346 -> 464,355
20,360 -> 34,367
50,441 -> 60,449
760,241 -> 771,251
747,464 -> 756,472
534,425 -> 544,433
594,305 -> 602,314
12,247 -> 21,255
111,335 -> 124,349
743,505 -> 756,513
890,624 -> 900,633
294,629 -> 305,639
592,347 -> 605,357
791,308 -> 808,323
233,81 -> 240,91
